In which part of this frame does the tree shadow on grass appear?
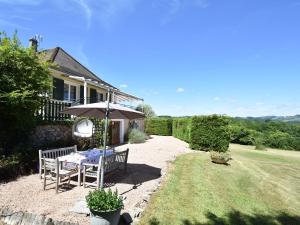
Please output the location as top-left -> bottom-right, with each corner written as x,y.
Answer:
147,211 -> 300,225
182,211 -> 300,225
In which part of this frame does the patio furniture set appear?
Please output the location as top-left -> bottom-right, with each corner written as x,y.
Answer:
39,145 -> 129,193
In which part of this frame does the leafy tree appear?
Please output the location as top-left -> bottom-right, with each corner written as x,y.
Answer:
136,103 -> 156,118
0,32 -> 51,151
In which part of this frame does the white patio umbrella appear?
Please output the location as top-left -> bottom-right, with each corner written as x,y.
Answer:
61,91 -> 144,189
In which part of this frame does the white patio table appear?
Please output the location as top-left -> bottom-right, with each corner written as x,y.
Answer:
58,149 -> 114,186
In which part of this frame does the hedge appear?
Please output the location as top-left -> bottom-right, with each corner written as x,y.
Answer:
145,118 -> 173,136
144,115 -> 230,152
172,117 -> 191,143
190,115 -> 230,152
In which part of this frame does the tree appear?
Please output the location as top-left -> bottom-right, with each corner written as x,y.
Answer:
0,32 -> 51,151
136,104 -> 156,118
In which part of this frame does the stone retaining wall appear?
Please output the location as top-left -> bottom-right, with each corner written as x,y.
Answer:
0,208 -> 78,225
30,124 -> 73,148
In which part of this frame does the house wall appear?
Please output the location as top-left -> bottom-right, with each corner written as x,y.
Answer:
123,119 -> 145,142
50,70 -> 109,102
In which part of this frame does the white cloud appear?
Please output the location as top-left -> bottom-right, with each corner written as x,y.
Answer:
176,87 -> 185,93
77,0 -> 92,29
0,18 -> 30,30
0,0 -> 43,5
160,0 -> 209,25
9,16 -> 33,21
228,98 -> 238,103
213,97 -> 220,101
120,84 -> 128,88
75,44 -> 89,67
193,0 -> 209,8
143,89 -> 159,96
86,0 -> 140,30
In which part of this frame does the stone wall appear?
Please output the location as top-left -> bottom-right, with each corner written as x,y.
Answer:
0,208 -> 78,225
30,124 -> 73,148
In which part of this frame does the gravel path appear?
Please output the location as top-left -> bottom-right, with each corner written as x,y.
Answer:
0,136 -> 190,225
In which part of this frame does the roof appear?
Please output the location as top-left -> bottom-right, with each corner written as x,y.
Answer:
39,47 -> 117,89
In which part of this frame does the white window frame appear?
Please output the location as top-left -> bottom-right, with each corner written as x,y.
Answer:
63,80 -> 80,103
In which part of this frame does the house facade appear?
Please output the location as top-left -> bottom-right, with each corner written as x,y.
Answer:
33,39 -> 143,145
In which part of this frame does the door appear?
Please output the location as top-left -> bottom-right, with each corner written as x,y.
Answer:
110,121 -> 120,145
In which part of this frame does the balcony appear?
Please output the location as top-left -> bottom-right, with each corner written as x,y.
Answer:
36,97 -> 140,122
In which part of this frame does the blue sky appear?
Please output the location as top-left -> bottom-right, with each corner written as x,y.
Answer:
1,0 -> 300,117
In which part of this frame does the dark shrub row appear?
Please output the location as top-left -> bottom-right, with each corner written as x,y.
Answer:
145,118 -> 173,136
0,146 -> 38,181
145,115 -> 230,152
229,118 -> 300,150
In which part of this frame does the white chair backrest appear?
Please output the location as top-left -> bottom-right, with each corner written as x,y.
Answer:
40,145 -> 77,159
44,158 -> 58,171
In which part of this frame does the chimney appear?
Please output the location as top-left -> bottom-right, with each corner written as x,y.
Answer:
29,37 -> 38,52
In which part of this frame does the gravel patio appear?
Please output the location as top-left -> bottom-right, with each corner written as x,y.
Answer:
0,135 -> 190,225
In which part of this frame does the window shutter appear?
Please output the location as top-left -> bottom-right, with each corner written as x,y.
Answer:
52,78 -> 64,100
80,85 -> 84,104
90,88 -> 97,103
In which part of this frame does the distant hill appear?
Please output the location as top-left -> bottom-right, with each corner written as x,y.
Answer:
238,115 -> 300,123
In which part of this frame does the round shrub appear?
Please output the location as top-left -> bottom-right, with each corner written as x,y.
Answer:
128,129 -> 146,144
86,189 -> 123,212
190,115 -> 230,152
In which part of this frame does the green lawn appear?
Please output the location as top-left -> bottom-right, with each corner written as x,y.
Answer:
139,144 -> 300,225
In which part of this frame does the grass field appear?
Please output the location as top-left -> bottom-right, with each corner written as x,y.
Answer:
139,144 -> 300,225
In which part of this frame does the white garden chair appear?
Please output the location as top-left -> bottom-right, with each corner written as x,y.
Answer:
43,157 -> 77,193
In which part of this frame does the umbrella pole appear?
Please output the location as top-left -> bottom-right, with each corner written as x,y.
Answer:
100,90 -> 111,189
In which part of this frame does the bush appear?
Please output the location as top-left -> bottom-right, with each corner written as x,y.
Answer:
129,129 -> 146,143
264,131 -> 295,150
145,118 -> 173,136
172,117 -> 191,143
0,145 -> 38,182
86,189 -> 123,212
136,104 -> 156,118
255,140 -> 266,150
229,118 -> 300,151
190,115 -> 230,152
0,33 -> 51,151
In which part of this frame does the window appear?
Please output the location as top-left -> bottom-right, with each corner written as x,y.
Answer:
70,86 -> 76,101
64,84 -> 69,101
64,83 -> 77,101
97,93 -> 104,102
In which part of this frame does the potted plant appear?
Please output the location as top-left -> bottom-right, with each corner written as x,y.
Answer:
86,189 -> 123,225
210,151 -> 231,164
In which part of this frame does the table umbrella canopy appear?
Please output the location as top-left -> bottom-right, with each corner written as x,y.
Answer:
61,102 -> 144,120
61,100 -> 144,190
